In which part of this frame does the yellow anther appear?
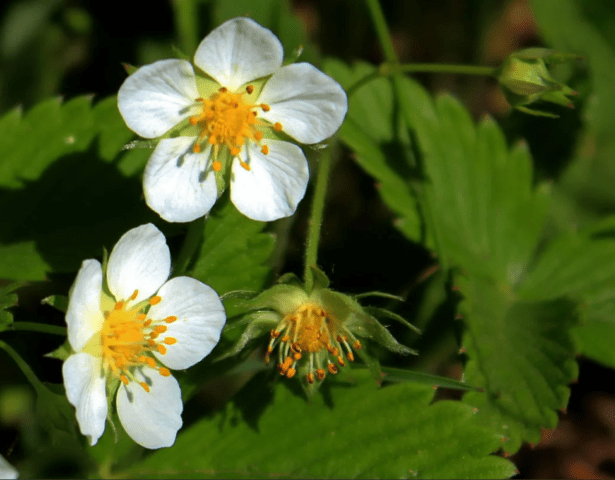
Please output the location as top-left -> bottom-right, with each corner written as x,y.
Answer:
138,355 -> 147,363
213,161 -> 222,172
130,290 -> 139,300
286,368 -> 296,379
246,85 -> 254,94
147,339 -> 156,346
254,131 -> 263,141
165,316 -> 177,324
271,329 -> 280,339
140,382 -> 150,392
137,313 -> 146,321
347,351 -> 355,362
274,122 -> 283,132
337,356 -> 345,367
156,344 -> 167,355
230,147 -> 241,156
240,160 -> 251,171
149,331 -> 158,339
261,103 -> 270,112
193,143 -> 201,153
261,145 -> 269,155
143,319 -> 152,327
164,337 -> 177,345
293,352 -> 302,361
281,335 -> 290,343
114,301 -> 124,310
307,373 -> 315,384
219,87 -> 227,93
354,340 -> 362,350
316,369 -> 326,381
146,357 -> 156,368
149,296 -> 162,306
327,363 -> 338,374
159,367 -> 171,377
120,375 -> 129,385
154,325 -> 167,334
189,116 -> 199,126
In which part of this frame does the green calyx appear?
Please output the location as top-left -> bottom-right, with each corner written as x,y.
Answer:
219,267 -> 419,396
497,47 -> 579,117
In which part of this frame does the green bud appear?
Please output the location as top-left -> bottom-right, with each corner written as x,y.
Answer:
220,268 -> 418,396
497,47 -> 579,117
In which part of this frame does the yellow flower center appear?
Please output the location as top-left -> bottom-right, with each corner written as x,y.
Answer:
100,290 -> 177,392
265,303 -> 362,384
189,86 -> 283,172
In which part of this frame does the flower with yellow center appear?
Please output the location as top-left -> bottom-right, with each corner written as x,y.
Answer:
62,224 -> 225,449
118,17 -> 347,223
222,271 -> 417,394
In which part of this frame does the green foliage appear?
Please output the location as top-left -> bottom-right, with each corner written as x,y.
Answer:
324,60 -> 579,454
0,95 -> 154,280
189,198 -> 275,297
121,372 -> 515,479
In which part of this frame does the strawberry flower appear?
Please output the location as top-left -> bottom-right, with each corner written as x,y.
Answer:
118,17 -> 347,223
62,224 -> 225,449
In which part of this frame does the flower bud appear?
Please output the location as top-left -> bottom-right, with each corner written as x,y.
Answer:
497,47 -> 579,117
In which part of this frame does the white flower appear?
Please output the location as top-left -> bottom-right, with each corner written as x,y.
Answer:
0,455 -> 18,479
118,17 -> 348,223
62,224 -> 225,449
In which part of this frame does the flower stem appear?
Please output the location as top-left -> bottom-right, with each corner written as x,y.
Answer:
346,63 -> 496,98
11,322 -> 66,336
0,340 -> 45,394
304,144 -> 335,293
171,0 -> 199,55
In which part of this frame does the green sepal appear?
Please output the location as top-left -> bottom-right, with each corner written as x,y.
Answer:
45,339 -> 72,361
41,294 -> 69,313
309,265 -> 330,290
353,291 -> 404,301
243,283 -> 308,312
276,272 -> 303,287
216,311 -> 279,361
121,62 -> 138,75
363,305 -> 422,334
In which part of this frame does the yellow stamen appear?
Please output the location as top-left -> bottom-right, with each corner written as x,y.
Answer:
159,367 -> 171,377
149,296 -> 162,305
163,337 -> 177,345
140,382 -> 150,392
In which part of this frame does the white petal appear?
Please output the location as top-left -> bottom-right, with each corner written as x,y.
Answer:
0,455 -> 18,480
230,139 -> 308,221
257,63 -> 348,144
107,224 -> 170,304
193,17 -> 283,92
143,137 -> 217,223
118,59 -> 199,138
116,367 -> 182,449
62,353 -> 107,446
66,259 -> 104,352
150,277 -> 225,370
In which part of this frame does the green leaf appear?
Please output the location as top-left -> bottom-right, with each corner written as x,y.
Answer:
517,225 -> 615,367
190,198 -> 275,297
460,275 -> 578,453
0,96 -> 155,280
323,60 -> 422,242
380,366 -> 483,392
0,282 -> 19,332
122,372 -> 515,479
